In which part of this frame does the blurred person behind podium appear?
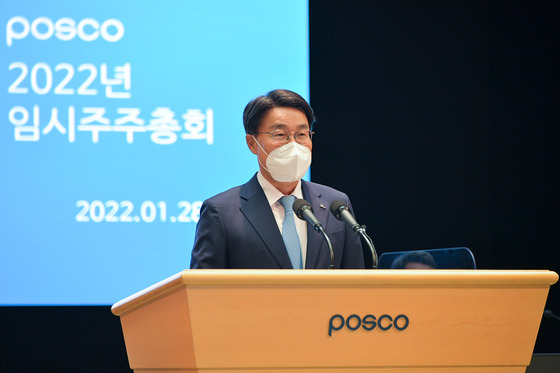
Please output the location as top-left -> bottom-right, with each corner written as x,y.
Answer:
391,251 -> 436,270
190,89 -> 364,269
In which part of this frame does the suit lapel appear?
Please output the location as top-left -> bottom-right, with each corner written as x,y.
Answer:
302,181 -> 330,269
239,175 -> 293,269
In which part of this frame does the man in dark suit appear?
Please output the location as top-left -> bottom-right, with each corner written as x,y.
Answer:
190,89 -> 364,269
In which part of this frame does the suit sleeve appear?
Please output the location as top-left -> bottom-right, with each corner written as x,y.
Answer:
190,199 -> 228,269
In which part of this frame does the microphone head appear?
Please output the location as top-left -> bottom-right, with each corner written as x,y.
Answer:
329,200 -> 348,220
292,198 -> 312,220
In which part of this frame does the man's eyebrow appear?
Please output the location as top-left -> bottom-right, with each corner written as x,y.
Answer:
269,123 -> 309,129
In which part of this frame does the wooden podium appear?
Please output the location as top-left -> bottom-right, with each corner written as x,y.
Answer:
111,270 -> 558,373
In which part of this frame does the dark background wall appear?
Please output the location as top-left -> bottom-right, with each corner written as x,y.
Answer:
1,1 -> 559,371
310,0 -> 560,355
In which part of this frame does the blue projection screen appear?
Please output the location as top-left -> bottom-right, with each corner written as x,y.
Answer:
0,1 -> 309,305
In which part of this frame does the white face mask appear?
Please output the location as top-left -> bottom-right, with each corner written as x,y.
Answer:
253,137 -> 312,182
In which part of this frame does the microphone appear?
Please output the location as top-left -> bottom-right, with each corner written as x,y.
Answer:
293,198 -> 323,233
292,198 -> 335,269
329,200 -> 379,269
330,202 -> 361,232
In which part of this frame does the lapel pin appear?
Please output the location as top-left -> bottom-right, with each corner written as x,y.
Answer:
320,204 -> 327,209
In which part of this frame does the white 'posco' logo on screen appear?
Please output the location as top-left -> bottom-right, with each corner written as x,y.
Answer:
6,16 -> 125,46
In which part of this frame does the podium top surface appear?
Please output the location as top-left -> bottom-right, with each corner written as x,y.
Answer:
112,269 -> 558,316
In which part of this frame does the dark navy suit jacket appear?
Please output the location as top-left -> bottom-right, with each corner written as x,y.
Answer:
190,174 -> 365,269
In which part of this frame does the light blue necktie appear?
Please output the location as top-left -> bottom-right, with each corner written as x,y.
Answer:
279,195 -> 302,269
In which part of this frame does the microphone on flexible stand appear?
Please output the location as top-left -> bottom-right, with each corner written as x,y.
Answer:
329,200 -> 378,269
292,198 -> 335,269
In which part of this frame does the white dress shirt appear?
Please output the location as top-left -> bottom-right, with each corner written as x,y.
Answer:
256,171 -> 308,268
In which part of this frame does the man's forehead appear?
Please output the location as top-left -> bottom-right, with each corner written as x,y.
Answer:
257,107 -> 309,131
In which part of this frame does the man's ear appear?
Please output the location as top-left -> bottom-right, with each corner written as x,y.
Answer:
246,134 -> 258,155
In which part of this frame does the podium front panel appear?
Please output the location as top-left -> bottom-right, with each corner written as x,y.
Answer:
112,270 -> 558,372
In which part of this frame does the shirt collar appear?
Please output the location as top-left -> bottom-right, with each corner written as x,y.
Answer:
256,171 -> 303,207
